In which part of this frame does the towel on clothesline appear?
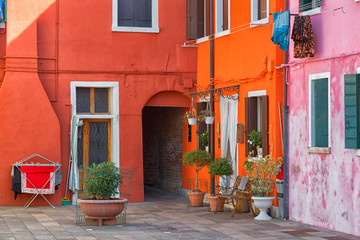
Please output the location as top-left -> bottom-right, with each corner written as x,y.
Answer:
271,10 -> 290,51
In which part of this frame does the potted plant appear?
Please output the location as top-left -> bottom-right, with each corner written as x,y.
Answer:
208,157 -> 233,212
199,131 -> 209,152
183,150 -> 211,207
248,130 -> 262,157
198,109 -> 215,125
183,111 -> 197,125
77,162 -> 128,226
244,155 -> 283,220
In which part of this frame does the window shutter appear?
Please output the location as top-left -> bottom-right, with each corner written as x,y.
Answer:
205,0 -> 210,36
344,74 -> 360,149
134,0 -> 152,27
118,0 -> 135,27
197,102 -> 207,150
187,0 -> 205,39
299,0 -> 319,12
223,0 -> 228,31
313,78 -> 328,147
245,97 -> 258,156
261,95 -> 269,155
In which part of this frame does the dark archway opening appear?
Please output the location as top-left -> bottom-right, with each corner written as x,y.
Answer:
142,107 -> 183,197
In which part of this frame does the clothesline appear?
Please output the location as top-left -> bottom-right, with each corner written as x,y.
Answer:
13,163 -> 61,166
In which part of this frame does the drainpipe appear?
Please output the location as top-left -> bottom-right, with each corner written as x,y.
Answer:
209,0 -> 215,194
282,0 -> 290,220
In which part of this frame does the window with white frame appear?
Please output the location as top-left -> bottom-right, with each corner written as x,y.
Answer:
309,73 -> 330,149
299,0 -> 322,15
215,0 -> 229,34
251,0 -> 268,24
112,0 -> 159,33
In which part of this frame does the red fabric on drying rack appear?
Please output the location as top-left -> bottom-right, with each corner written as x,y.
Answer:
21,166 -> 55,190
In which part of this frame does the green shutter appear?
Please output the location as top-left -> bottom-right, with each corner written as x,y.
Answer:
300,0 -> 321,12
344,74 -> 360,149
312,78 -> 328,147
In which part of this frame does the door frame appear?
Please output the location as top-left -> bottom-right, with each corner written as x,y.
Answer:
70,81 -> 119,201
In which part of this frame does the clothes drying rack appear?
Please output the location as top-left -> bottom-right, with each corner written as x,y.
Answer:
12,153 -> 61,208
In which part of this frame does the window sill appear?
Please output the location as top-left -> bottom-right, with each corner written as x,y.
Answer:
214,30 -> 230,39
196,36 -> 209,44
0,22 -> 4,28
307,147 -> 331,154
300,7 -> 321,16
112,26 -> 159,33
250,18 -> 270,28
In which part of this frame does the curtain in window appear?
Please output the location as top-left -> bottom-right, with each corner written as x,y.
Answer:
220,95 -> 238,188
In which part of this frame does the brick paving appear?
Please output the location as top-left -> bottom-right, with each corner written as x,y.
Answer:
0,188 -> 359,240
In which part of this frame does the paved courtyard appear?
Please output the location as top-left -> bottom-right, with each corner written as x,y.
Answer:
0,188 -> 359,240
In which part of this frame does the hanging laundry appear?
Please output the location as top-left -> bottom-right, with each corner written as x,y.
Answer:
11,166 -> 22,199
20,166 -> 56,195
271,10 -> 290,51
291,16 -> 315,58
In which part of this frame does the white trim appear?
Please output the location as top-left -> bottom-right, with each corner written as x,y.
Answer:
357,67 -> 360,74
0,23 -> 4,28
307,147 -> 331,154
356,0 -> 360,2
215,0 -> 231,34
250,0 -> 269,25
301,7 -> 321,16
112,0 -> 159,33
308,72 -> 331,148
215,29 -> 230,39
196,36 -> 209,44
248,90 -> 266,97
70,81 -> 120,169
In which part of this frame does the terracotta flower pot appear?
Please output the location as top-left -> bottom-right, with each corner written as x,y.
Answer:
188,191 -> 205,207
78,198 -> 128,226
208,195 -> 226,212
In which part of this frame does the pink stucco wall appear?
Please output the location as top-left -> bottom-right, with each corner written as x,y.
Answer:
288,0 -> 360,236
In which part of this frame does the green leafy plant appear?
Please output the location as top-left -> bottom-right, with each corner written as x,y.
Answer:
248,130 -> 262,148
183,150 -> 211,191
199,131 -> 208,147
209,157 -> 233,194
84,162 -> 123,200
244,155 -> 283,197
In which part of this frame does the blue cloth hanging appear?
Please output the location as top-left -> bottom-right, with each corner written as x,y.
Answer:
0,0 -> 3,19
271,10 -> 290,51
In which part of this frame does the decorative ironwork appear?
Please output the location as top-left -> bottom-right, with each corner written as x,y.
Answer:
184,85 -> 240,102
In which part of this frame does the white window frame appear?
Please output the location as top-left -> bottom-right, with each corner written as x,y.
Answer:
215,0 -> 230,38
70,81 -> 120,168
300,0 -> 321,16
308,72 -> 331,153
112,0 -> 159,33
250,0 -> 269,26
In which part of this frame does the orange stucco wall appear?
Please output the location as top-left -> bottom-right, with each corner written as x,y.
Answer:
182,0 -> 284,197
0,0 -> 197,205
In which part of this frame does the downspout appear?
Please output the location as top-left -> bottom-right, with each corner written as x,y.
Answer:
209,0 -> 215,194
282,0 -> 290,220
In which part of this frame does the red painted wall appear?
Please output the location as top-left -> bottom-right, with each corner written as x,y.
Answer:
0,0 -> 197,205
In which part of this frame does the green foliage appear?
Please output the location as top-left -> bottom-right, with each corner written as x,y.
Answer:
183,150 -> 211,191
84,162 -> 123,200
199,131 -> 208,147
209,157 -> 233,177
248,130 -> 262,148
244,155 -> 283,197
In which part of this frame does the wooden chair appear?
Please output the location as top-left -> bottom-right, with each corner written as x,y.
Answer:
214,176 -> 252,217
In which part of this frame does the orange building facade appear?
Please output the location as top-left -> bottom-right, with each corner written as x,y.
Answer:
0,0 -> 197,205
182,0 -> 285,214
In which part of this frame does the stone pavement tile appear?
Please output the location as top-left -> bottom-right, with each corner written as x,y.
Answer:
302,237 -> 329,240
12,232 -> 36,240
75,237 -> 97,240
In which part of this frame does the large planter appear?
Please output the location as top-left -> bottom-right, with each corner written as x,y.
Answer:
78,198 -> 128,226
188,191 -> 205,207
208,195 -> 226,212
252,196 -> 274,220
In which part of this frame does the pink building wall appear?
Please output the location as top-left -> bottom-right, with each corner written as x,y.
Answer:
287,0 -> 360,236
